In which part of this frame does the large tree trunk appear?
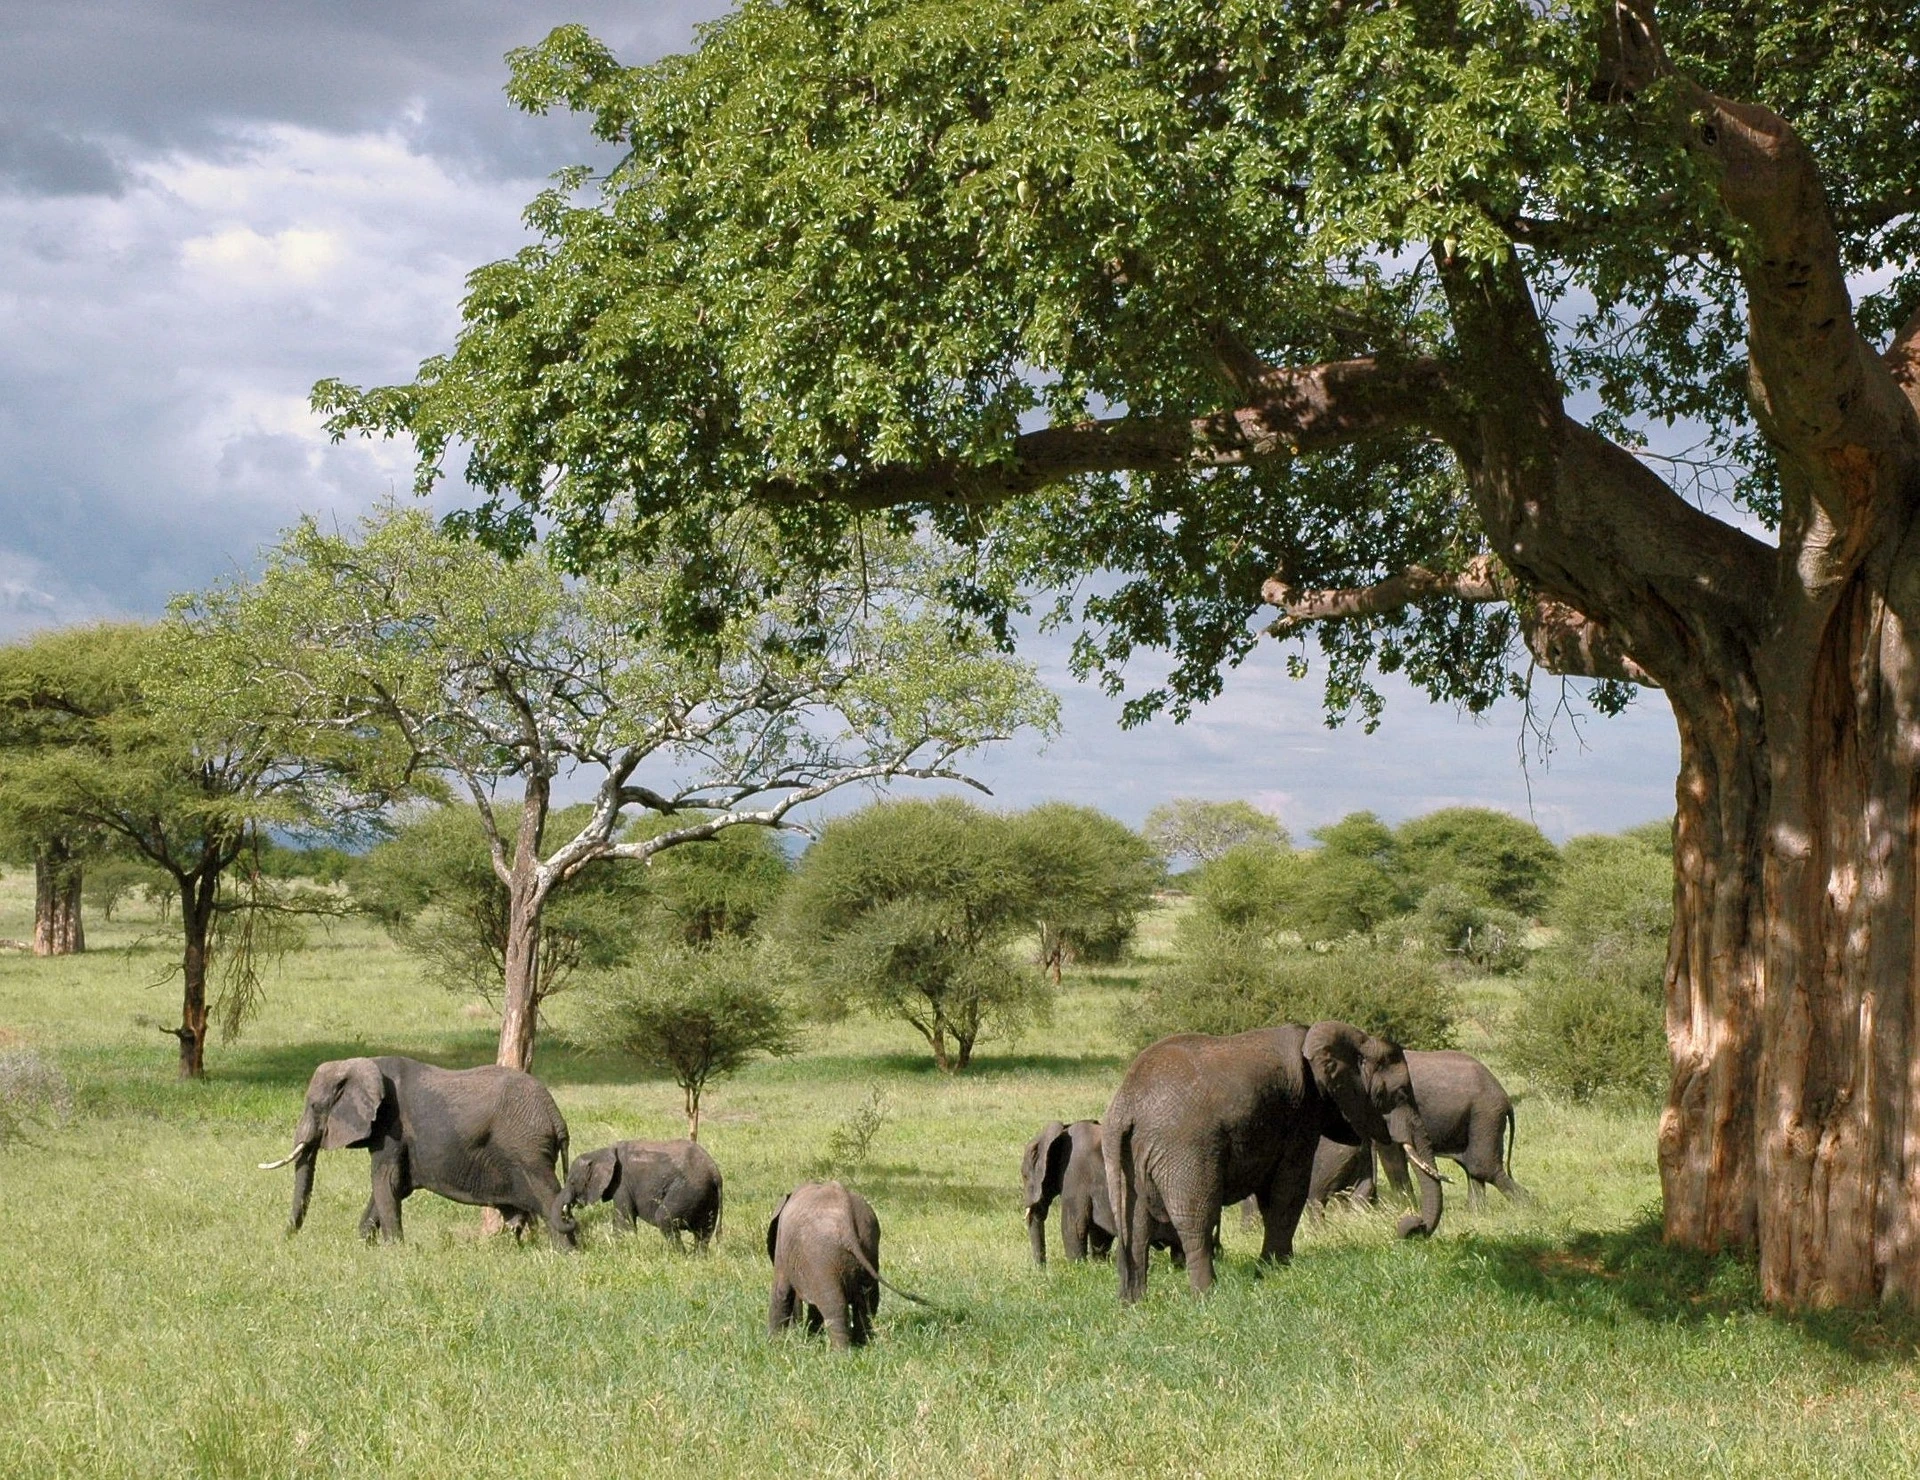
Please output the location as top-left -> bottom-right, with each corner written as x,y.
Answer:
495,774 -> 552,1074
32,843 -> 84,956
174,877 -> 215,1079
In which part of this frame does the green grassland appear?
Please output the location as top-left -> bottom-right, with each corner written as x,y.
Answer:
2,876 -> 1917,1478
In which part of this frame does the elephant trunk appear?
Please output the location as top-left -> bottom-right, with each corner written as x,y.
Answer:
287,1144 -> 320,1234
1027,1206 -> 1047,1265
1387,1107 -> 1445,1238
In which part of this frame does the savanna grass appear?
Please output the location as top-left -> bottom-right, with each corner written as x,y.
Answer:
1,874 -> 1917,1477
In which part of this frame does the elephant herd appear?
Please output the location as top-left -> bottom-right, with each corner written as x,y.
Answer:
261,1023 -> 1527,1349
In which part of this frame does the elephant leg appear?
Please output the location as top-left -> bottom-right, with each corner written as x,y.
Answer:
768,1276 -> 797,1336
1375,1141 -> 1414,1204
611,1191 -> 637,1233
358,1197 -> 379,1241
1255,1137 -> 1319,1265
1171,1209 -> 1217,1294
1491,1167 -> 1531,1202
804,1303 -> 825,1337
1061,1202 -> 1091,1261
369,1158 -> 404,1243
1026,1206 -> 1049,1265
1466,1174 -> 1487,1213
820,1292 -> 856,1351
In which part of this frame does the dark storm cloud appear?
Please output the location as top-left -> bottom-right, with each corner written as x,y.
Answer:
0,0 -> 733,189
0,118 -> 131,197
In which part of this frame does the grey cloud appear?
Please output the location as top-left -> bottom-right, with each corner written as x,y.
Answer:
0,118 -> 131,198
1,0 -> 735,185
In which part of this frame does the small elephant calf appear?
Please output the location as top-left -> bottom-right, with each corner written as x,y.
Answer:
561,1139 -> 723,1248
1024,1118 -> 1193,1267
767,1181 -> 929,1350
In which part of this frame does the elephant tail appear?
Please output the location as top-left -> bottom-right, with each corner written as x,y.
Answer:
849,1245 -> 937,1310
1111,1117 -> 1146,1304
1503,1102 -> 1516,1181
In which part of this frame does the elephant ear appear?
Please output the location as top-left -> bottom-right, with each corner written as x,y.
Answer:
588,1151 -> 621,1202
1304,1021 -> 1379,1146
1022,1122 -> 1069,1208
322,1058 -> 384,1148
765,1192 -> 790,1264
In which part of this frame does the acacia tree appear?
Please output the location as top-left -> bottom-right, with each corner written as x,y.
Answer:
182,506 -> 1053,1072
318,4 -> 1920,1305
1143,798 -> 1291,870
0,623 -> 369,1075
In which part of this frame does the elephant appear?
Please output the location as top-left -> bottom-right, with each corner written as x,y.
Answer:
1022,1120 -> 1115,1263
561,1139 -> 723,1248
1240,1137 -> 1379,1228
1022,1119 -> 1190,1265
1104,1020 -> 1445,1300
1373,1049 -> 1527,1211
766,1181 -> 928,1350
260,1055 -> 578,1251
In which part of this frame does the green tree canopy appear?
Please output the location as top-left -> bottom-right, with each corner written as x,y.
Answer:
622,813 -> 792,946
1142,798 -> 1289,869
1008,801 -> 1161,977
1394,806 -> 1560,916
313,0 -> 1920,1304
779,797 -> 1047,1071
178,504 -> 1054,1071
353,802 -> 651,1006
0,622 -> 376,1075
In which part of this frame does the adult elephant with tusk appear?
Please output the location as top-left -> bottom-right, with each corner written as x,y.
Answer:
261,1055 -> 578,1251
1105,1020 -> 1445,1300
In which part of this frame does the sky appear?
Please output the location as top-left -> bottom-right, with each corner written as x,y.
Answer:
0,0 -> 1681,842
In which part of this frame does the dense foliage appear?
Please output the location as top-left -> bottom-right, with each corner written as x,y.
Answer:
1394,808 -> 1560,916
567,937 -> 798,1138
1007,802 -> 1161,974
1509,822 -> 1672,1101
778,797 -> 1049,1071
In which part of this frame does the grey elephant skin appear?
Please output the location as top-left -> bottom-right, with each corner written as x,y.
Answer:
264,1055 -> 578,1251
563,1139 -> 723,1247
1374,1049 -> 1526,1210
1241,1138 -> 1378,1229
767,1181 -> 904,1350
1022,1120 -> 1115,1263
1105,1021 -> 1444,1300
1022,1119 -> 1187,1266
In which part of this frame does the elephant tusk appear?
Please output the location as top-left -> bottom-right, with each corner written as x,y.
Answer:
1402,1146 -> 1454,1185
258,1142 -> 311,1171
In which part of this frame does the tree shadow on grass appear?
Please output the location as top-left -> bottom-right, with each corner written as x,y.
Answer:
1470,1211 -> 1920,1362
778,1050 -> 1126,1081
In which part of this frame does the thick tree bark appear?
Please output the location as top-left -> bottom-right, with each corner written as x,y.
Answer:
495,773 -> 552,1074
32,843 -> 83,956
173,874 -> 217,1080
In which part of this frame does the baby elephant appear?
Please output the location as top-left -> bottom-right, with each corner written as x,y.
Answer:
562,1139 -> 723,1248
767,1181 -> 927,1350
1022,1120 -> 1114,1263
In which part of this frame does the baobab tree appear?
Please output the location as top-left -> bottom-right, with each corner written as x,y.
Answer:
319,3 -> 1920,1308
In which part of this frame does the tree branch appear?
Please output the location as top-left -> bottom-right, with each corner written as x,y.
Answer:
1261,553 -> 1658,687
755,357 -> 1453,510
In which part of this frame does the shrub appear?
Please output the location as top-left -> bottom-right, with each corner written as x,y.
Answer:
778,797 -> 1048,1071
622,816 -> 791,945
1508,822 -> 1672,1101
1410,884 -> 1529,975
1131,920 -> 1457,1050
806,1087 -> 893,1181
0,1047 -> 73,1147
1008,802 -> 1162,975
1395,807 -> 1561,916
1191,843 -> 1298,931
569,938 -> 798,1138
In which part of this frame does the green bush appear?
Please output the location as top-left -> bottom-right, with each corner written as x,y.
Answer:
1507,822 -> 1672,1101
1131,919 -> 1457,1049
1410,883 -> 1529,974
1190,843 -> 1297,930
1394,807 -> 1561,916
1008,802 -> 1162,971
